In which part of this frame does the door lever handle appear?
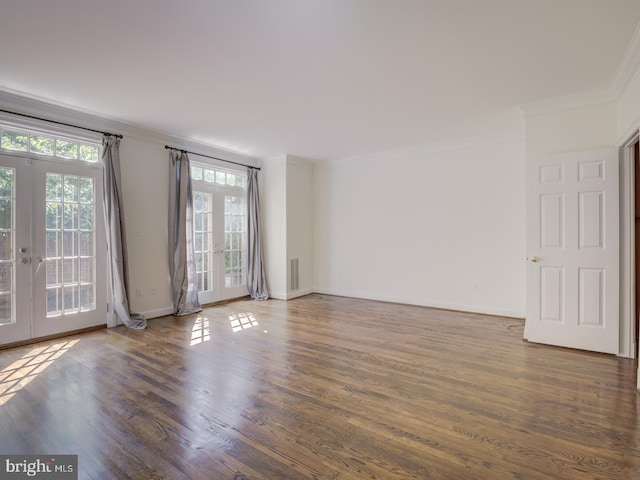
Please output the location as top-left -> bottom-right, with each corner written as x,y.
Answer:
529,256 -> 539,263
17,258 -> 29,264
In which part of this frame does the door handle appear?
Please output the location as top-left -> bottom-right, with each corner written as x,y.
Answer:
529,256 -> 539,263
17,257 -> 44,264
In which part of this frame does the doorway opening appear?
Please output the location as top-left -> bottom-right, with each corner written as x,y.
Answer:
635,140 -> 640,357
622,131 -> 640,362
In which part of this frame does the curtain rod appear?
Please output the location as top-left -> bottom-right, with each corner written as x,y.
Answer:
0,108 -> 123,139
165,145 -> 260,170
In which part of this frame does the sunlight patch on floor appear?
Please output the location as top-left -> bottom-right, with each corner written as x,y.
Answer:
230,312 -> 258,333
190,316 -> 211,346
0,339 -> 79,406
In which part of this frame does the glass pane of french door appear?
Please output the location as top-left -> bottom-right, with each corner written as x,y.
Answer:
0,155 -> 106,346
0,155 -> 31,345
44,172 -> 97,316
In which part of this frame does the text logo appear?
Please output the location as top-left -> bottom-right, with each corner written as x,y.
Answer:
0,455 -> 77,479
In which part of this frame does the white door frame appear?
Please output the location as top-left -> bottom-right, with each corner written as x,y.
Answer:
619,127 -> 640,371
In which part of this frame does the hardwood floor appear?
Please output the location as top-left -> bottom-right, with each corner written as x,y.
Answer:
0,294 -> 639,479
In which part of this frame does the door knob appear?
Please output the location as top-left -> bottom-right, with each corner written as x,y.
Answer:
529,256 -> 539,263
17,258 -> 29,264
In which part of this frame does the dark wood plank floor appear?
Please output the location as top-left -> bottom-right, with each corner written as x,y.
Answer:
1,294 -> 639,479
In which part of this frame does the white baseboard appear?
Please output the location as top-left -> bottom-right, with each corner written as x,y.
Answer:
135,290 -> 524,320
140,306 -> 174,319
268,288 -> 314,301
312,287 -> 525,319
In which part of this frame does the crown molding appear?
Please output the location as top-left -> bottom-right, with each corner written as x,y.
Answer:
521,20 -> 640,118
313,130 -> 524,170
611,19 -> 640,99
0,87 -> 259,167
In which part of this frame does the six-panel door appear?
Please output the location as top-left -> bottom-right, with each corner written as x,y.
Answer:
525,149 -> 619,354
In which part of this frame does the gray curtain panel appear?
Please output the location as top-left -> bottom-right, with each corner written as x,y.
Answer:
168,150 -> 202,315
102,136 -> 147,329
247,168 -> 268,300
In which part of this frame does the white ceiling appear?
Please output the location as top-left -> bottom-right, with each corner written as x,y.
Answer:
0,0 -> 639,161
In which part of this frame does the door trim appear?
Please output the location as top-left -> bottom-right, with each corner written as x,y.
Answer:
620,129 -> 640,359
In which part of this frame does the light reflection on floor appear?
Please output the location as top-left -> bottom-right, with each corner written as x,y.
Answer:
190,311 -> 263,347
229,312 -> 259,333
190,316 -> 211,346
0,339 -> 79,406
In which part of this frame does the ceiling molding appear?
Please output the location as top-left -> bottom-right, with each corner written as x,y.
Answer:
521,19 -> 640,118
519,89 -> 616,118
0,87 -> 259,166
611,19 -> 640,99
314,130 -> 524,170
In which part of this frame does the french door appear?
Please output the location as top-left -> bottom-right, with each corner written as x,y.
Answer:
193,186 -> 248,304
0,154 -> 106,345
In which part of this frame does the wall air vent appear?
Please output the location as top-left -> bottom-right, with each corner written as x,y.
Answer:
290,258 -> 299,291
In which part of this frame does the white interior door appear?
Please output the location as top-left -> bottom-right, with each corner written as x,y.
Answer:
0,154 -> 106,346
524,148 -> 619,354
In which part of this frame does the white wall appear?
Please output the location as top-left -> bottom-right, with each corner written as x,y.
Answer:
118,137 -> 173,317
313,138 -> 526,317
261,155 -> 314,299
261,156 -> 288,298
525,102 -> 617,158
286,156 -> 314,296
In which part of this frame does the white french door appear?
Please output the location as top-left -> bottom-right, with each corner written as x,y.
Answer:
193,187 -> 248,304
0,154 -> 106,345
524,148 -> 619,354
0,155 -> 31,344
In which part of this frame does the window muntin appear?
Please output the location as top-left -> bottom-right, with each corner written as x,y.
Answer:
0,126 -> 100,163
191,165 -> 246,188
